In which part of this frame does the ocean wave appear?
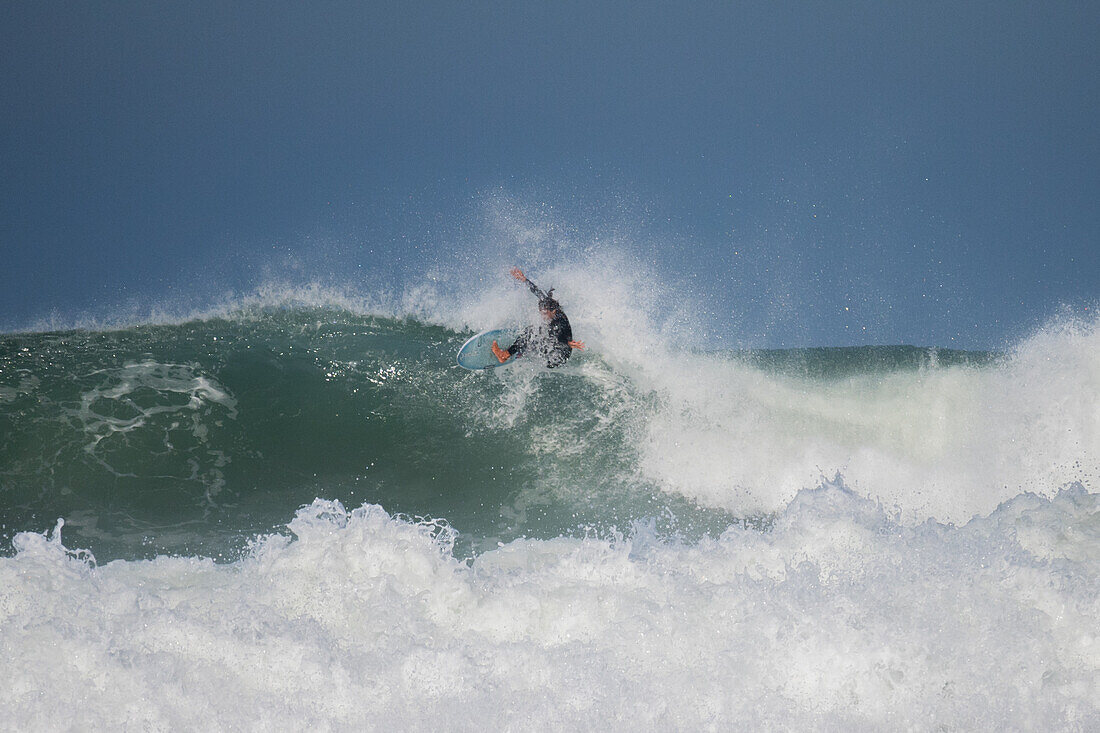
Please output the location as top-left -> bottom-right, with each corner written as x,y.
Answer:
2,302 -> 1098,561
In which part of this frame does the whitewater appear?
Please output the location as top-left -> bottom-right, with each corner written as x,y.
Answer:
1,268 -> 1098,730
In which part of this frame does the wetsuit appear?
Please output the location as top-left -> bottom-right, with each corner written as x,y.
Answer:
507,278 -> 574,368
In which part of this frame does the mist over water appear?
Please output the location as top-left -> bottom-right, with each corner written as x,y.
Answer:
2,243 -> 1098,729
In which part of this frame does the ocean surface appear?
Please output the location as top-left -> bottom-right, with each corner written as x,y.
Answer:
2,291 -> 1098,730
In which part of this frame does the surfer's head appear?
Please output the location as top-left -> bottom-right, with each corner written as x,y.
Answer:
538,289 -> 561,318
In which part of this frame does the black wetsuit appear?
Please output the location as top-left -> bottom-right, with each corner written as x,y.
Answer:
507,278 -> 574,368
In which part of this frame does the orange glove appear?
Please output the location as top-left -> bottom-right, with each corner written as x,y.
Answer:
510,267 -> 526,282
568,340 -> 585,350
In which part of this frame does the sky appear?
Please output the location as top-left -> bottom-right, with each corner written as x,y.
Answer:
2,1 -> 1097,347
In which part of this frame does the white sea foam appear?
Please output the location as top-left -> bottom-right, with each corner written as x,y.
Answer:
626,314 -> 1099,523
1,489 -> 1096,730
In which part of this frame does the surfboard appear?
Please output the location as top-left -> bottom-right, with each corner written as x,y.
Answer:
457,329 -> 519,370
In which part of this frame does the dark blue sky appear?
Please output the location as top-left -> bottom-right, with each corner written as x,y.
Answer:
2,1 -> 1097,347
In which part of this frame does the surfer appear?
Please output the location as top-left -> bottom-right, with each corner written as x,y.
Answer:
491,267 -> 585,368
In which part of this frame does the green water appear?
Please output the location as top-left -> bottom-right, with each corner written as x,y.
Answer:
1,308 -> 742,560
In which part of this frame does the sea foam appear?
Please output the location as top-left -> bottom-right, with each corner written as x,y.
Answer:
2,488 -> 1097,730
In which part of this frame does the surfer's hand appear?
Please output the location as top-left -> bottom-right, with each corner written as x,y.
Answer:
568,340 -> 585,350
510,267 -> 526,282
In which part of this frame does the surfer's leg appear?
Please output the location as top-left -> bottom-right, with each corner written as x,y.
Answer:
492,328 -> 533,364
507,327 -> 534,357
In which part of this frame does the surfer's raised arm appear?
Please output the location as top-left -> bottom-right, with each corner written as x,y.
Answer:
510,267 -> 547,300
